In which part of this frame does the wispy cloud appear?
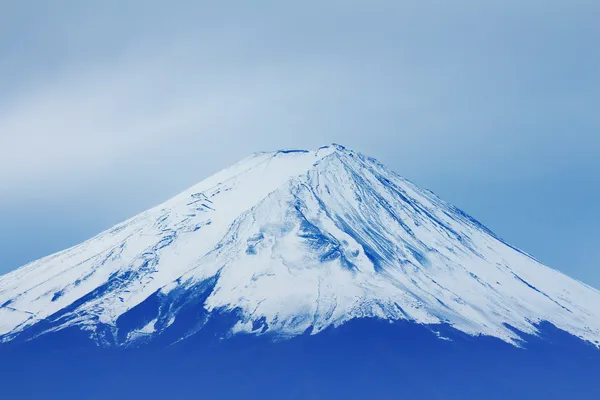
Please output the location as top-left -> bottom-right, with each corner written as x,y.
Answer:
0,1 -> 597,202
0,47 -> 345,196
0,1 -> 599,286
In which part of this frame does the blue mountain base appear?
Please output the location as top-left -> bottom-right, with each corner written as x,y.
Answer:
1,316 -> 599,400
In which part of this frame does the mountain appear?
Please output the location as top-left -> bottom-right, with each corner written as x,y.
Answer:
1,144 -> 599,399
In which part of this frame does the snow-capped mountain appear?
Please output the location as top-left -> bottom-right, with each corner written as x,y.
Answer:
1,144 -> 599,349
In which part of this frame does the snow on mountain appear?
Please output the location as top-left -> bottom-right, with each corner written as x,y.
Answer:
1,144 -> 599,347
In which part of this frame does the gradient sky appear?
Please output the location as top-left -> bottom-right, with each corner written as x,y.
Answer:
1,1 -> 599,288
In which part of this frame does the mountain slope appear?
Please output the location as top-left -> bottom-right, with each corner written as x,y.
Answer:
1,144 -> 599,349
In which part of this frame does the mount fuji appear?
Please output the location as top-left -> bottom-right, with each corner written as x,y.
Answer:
1,144 -> 599,399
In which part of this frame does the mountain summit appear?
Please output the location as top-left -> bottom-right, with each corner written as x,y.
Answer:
1,144 -> 599,348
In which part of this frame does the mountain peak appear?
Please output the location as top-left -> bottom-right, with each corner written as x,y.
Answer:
1,146 -> 599,348
318,142 -> 349,152
256,143 -> 352,157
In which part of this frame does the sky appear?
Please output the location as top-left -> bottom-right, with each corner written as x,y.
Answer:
0,1 -> 598,288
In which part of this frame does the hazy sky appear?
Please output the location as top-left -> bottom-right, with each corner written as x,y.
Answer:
1,1 -> 599,287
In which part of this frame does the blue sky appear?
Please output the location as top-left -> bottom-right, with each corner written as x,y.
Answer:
0,1 -> 598,287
